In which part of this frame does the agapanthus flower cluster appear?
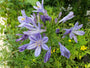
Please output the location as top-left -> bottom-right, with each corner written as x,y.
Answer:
16,0 -> 85,63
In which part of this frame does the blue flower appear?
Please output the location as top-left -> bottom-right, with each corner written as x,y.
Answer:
18,10 -> 33,27
63,22 -> 85,43
59,11 -> 74,23
33,0 -> 45,13
59,42 -> 70,59
27,33 -> 49,57
33,0 -> 51,23
44,46 -> 51,63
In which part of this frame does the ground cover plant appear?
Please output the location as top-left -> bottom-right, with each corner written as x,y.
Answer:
0,0 -> 90,68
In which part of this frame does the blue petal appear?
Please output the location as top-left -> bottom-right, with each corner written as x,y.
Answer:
43,37 -> 48,43
73,23 -> 83,30
36,1 -> 42,7
18,44 -> 29,52
29,35 -> 37,42
44,47 -> 51,63
73,31 -> 85,35
73,35 -> 78,43
42,0 -> 44,8
24,24 -> 34,29
35,33 -> 42,40
21,10 -> 26,16
64,29 -> 72,35
77,24 -> 83,29
40,15 -> 45,23
33,6 -> 38,9
58,12 -> 62,18
42,44 -> 49,50
35,46 -> 41,57
69,33 -> 74,39
18,23 -> 26,27
27,43 -> 37,50
74,22 -> 79,27
16,38 -> 22,42
38,22 -> 41,29
59,11 -> 74,23
23,30 -> 38,35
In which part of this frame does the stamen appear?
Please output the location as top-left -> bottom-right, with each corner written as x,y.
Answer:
21,18 -> 25,20
36,40 -> 42,46
37,6 -> 40,8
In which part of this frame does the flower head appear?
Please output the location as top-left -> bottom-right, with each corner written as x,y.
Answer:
59,11 -> 74,23
33,0 -> 45,13
27,33 -> 49,57
68,39 -> 71,42
80,45 -> 87,51
18,10 -> 32,27
63,22 -> 85,43
44,46 -> 51,63
59,42 -> 70,59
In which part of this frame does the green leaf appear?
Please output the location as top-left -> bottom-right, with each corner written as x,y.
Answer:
25,0 -> 38,6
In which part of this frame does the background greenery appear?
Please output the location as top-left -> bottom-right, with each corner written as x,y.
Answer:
0,0 -> 90,68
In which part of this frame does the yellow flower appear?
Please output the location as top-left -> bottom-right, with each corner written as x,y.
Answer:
80,45 -> 87,51
53,49 -> 55,52
68,39 -> 71,42
79,56 -> 82,59
85,64 -> 87,68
